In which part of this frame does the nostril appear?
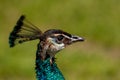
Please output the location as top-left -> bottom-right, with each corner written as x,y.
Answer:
72,36 -> 78,39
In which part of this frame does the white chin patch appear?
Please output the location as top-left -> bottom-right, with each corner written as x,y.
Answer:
55,43 -> 65,50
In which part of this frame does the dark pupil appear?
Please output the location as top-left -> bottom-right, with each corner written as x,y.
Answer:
57,35 -> 64,41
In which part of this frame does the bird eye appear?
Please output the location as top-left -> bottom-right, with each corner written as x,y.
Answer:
57,35 -> 64,41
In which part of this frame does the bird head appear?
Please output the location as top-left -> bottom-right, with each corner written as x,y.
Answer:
39,29 -> 84,61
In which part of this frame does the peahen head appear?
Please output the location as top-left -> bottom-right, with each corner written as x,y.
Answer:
39,29 -> 84,63
9,15 -> 84,80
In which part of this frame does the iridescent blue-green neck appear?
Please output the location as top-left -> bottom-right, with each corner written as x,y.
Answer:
35,44 -> 65,80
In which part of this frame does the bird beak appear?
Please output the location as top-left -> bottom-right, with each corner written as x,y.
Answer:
70,35 -> 84,43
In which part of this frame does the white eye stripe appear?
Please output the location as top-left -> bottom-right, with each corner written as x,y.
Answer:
52,34 -> 71,40
61,34 -> 71,39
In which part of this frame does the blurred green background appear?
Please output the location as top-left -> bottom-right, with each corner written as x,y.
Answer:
0,0 -> 120,80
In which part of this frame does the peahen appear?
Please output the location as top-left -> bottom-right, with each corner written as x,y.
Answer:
9,15 -> 84,80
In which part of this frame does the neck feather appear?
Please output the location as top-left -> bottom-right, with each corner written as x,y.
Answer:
35,43 -> 65,80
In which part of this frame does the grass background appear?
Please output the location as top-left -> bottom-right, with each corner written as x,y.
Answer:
0,0 -> 120,80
